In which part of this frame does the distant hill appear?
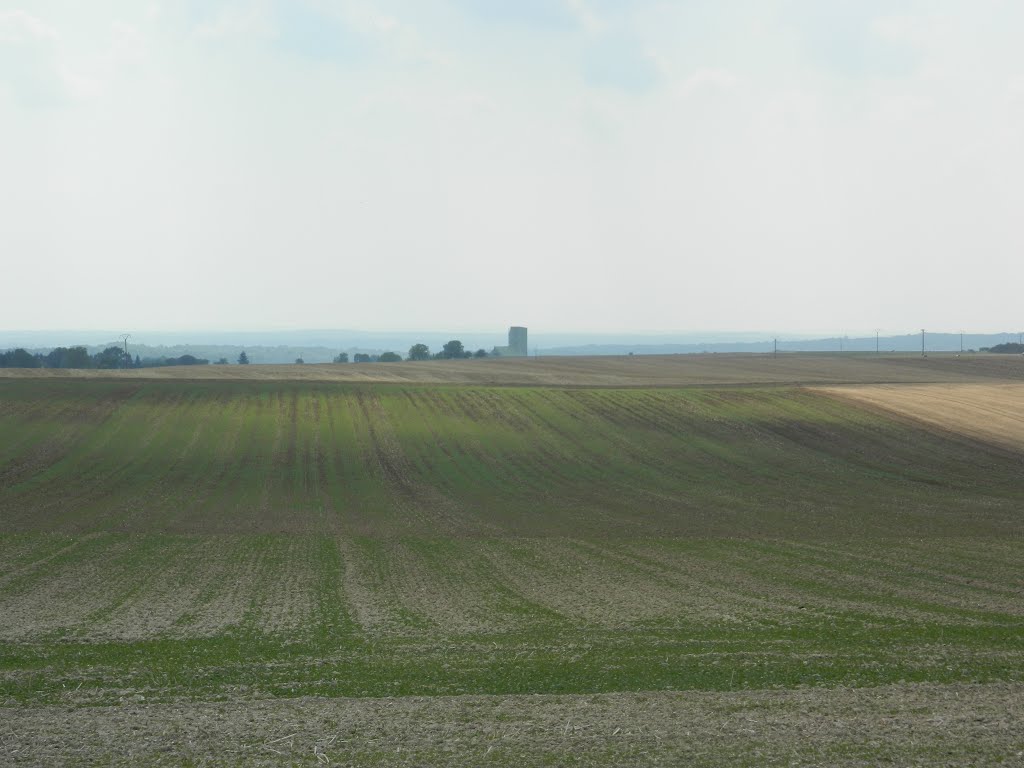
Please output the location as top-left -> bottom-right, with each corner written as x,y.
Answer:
541,333 -> 1022,356
984,343 -> 1024,354
4,330 -> 1022,362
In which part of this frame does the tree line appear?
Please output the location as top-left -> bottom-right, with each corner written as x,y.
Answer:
0,345 -> 224,369
1,339 -> 496,369
334,340 -> 491,364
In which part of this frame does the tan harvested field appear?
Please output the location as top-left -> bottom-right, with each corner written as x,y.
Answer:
2,352 -> 1024,386
821,383 -> 1024,451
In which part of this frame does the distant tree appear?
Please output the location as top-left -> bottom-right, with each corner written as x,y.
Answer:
65,346 -> 91,368
441,340 -> 465,359
333,352 -> 349,363
44,346 -> 88,368
295,357 -> 305,364
354,353 -> 371,363
238,351 -> 250,365
44,347 -> 68,368
473,348 -> 488,358
408,343 -> 430,361
134,354 -> 141,368
95,346 -> 128,369
172,354 -> 208,366
379,351 -> 402,362
0,348 -> 40,368
156,354 -> 206,366
216,357 -> 229,365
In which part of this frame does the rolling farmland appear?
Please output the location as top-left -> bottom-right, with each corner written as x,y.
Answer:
4,350 -> 1024,386
2,360 -> 1023,765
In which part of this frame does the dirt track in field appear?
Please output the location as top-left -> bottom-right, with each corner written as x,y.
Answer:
3,683 -> 1021,767
820,383 -> 1024,451
3,353 -> 1024,387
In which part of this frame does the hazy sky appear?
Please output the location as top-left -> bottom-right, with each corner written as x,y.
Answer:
3,1 -> 1023,334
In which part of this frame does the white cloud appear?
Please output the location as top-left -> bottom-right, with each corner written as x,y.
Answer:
192,5 -> 275,42
0,10 -> 65,106
3,1 -> 1024,332
1004,76 -> 1024,129
373,15 -> 398,33
565,0 -> 602,34
678,67 -> 739,96
49,21 -> 150,103
0,10 -> 59,42
110,21 -> 146,60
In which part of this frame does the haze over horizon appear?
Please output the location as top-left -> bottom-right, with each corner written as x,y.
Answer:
3,1 -> 1022,334
3,326 -> 1021,359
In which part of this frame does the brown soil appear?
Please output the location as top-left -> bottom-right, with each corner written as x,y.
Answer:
4,353 -> 1024,387
3,536 -> 1020,642
2,683 -> 1021,766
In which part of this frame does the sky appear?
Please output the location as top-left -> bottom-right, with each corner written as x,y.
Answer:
2,0 -> 1023,335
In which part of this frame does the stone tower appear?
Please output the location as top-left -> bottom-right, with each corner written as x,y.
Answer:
508,326 -> 528,357
493,326 -> 528,357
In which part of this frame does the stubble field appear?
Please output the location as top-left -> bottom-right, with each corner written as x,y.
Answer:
822,382 -> 1024,452
1,355 -> 1022,765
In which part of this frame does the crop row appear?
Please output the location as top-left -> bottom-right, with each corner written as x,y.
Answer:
2,380 -> 1022,538
1,531 -> 1022,704
1,533 -> 1021,643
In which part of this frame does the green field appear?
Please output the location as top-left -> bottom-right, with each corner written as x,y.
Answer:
2,373 -> 1023,765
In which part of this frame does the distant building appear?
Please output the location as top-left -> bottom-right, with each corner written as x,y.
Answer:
493,326 -> 528,357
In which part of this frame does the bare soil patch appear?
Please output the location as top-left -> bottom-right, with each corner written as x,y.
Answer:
2,683 -> 1021,766
819,383 -> 1024,451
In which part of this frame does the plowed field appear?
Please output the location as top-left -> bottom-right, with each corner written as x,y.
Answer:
3,351 -> 1024,386
2,375 -> 1022,765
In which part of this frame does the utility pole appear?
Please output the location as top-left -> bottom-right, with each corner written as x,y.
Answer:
876,329 -> 880,356
773,338 -> 777,358
921,329 -> 925,357
960,330 -> 964,353
121,334 -> 131,370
